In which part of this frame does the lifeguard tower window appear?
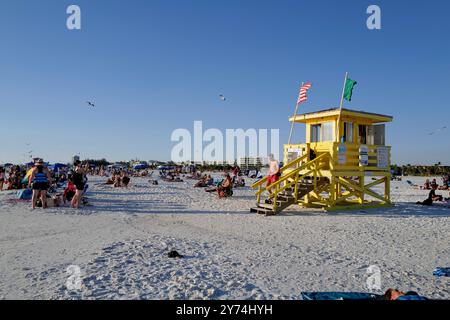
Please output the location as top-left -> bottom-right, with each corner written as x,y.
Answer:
358,125 -> 367,144
373,124 -> 385,145
311,122 -> 333,142
343,122 -> 353,142
311,124 -> 321,142
322,122 -> 333,141
358,124 -> 379,145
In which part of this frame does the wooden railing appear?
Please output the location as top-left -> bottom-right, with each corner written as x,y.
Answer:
251,153 -> 308,189
252,153 -> 330,212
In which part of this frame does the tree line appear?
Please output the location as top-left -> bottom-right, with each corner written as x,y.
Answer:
391,163 -> 450,176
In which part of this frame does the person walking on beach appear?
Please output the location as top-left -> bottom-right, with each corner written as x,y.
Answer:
266,154 -> 280,195
28,159 -> 52,209
71,160 -> 86,209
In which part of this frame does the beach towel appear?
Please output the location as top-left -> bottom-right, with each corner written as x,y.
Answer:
16,189 -> 32,200
301,292 -> 381,300
396,294 -> 428,300
433,267 -> 450,277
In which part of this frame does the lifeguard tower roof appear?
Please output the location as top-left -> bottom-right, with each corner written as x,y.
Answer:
289,108 -> 393,124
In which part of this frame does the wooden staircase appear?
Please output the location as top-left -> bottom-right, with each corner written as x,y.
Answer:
250,182 -> 312,215
250,153 -> 330,216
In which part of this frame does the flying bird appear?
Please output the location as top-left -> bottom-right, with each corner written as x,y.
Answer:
428,126 -> 447,135
219,94 -> 226,101
86,101 -> 95,107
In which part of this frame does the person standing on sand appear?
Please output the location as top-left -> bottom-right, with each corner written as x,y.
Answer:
28,159 -> 52,209
71,160 -> 86,209
0,167 -> 5,191
266,154 -> 280,196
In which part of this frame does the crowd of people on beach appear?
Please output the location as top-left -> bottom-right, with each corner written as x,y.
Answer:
414,175 -> 450,206
2,154 -> 449,208
0,159 -> 89,209
421,176 -> 450,190
105,170 -> 131,187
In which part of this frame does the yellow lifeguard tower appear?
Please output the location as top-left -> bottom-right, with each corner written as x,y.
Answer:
251,107 -> 393,215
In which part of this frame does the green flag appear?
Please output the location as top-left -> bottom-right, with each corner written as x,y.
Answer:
343,78 -> 357,101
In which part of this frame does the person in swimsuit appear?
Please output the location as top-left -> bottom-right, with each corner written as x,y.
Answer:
28,159 -> 52,209
266,154 -> 280,195
71,160 -> 86,209
217,173 -> 233,198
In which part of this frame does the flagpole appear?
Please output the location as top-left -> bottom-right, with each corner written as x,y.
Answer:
336,72 -> 348,143
288,82 -> 304,145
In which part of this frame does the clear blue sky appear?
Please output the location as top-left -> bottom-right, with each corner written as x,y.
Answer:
1,0 -> 449,165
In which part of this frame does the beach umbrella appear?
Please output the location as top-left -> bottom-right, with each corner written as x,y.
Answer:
49,163 -> 68,172
22,168 -> 34,185
134,163 -> 148,170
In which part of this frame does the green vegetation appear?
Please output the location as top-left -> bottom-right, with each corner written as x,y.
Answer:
391,163 -> 450,176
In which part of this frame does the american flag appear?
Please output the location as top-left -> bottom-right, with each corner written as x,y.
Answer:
297,82 -> 312,105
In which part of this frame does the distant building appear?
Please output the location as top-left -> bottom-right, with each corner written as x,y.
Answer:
239,157 -> 263,169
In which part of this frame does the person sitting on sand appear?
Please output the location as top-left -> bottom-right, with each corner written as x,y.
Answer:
63,179 -> 77,204
193,174 -> 213,188
234,174 -> 245,187
205,174 -> 232,197
422,179 -> 431,190
217,173 -> 233,198
106,172 -> 116,185
430,178 -> 438,190
383,288 -> 428,300
416,187 -> 443,206
194,174 -> 208,187
28,159 -> 53,209
120,170 -> 130,187
113,174 -> 122,187
166,172 -> 175,180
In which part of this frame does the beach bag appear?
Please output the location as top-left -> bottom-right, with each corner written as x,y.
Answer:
16,189 -> 32,200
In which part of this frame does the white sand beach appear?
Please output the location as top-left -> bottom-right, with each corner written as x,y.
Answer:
0,175 -> 449,300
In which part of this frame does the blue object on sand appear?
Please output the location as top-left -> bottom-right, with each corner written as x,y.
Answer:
16,189 -> 32,200
433,267 -> 450,277
406,180 -> 416,186
82,184 -> 89,195
396,292 -> 428,300
301,292 -> 381,300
